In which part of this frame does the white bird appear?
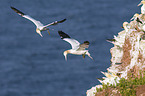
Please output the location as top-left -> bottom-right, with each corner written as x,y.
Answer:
11,7 -> 66,37
101,71 -> 112,78
122,22 -> 131,32
138,0 -> 145,14
131,13 -> 143,24
58,31 -> 94,61
98,71 -> 120,86
131,13 -> 140,21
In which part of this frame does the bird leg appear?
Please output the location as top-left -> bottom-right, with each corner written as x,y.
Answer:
43,28 -> 50,35
47,29 -> 50,35
82,52 -> 86,59
46,28 -> 50,35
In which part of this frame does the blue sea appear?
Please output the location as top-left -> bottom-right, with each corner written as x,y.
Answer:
0,0 -> 140,96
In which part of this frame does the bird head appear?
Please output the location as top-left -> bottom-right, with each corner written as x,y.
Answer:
122,22 -> 130,30
123,22 -> 128,27
138,1 -> 145,6
63,50 -> 69,61
131,13 -> 139,20
36,28 -> 43,37
134,13 -> 140,18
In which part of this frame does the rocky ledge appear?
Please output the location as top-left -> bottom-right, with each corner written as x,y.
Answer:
87,0 -> 145,96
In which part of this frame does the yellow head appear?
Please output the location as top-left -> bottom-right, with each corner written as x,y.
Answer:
36,28 -> 43,37
131,13 -> 139,20
63,50 -> 70,61
123,22 -> 128,28
134,13 -> 140,18
138,1 -> 145,6
142,1 -> 145,4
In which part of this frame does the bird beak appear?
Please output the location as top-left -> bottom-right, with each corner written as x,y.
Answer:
36,29 -> 43,37
138,2 -> 142,6
65,55 -> 67,61
130,16 -> 134,20
39,33 -> 43,37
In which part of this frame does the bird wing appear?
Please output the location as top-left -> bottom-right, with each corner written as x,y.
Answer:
43,19 -> 66,28
23,15 -> 44,28
63,38 -> 80,49
11,7 -> 44,28
77,41 -> 90,50
58,31 -> 80,49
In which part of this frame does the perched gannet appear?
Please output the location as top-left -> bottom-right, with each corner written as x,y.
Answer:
122,22 -> 131,32
131,13 -> 143,24
131,13 -> 140,21
101,71 -> 112,78
58,31 -> 93,61
98,71 -> 120,86
11,7 -> 66,37
138,0 -> 145,14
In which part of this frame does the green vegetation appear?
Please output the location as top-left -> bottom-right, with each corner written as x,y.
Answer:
96,71 -> 145,96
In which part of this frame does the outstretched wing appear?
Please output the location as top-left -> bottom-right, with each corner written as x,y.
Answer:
77,41 -> 90,50
43,19 -> 66,28
58,31 -> 80,49
11,6 -> 43,28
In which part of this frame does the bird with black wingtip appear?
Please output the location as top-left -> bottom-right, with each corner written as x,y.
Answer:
11,6 -> 66,37
58,31 -> 94,61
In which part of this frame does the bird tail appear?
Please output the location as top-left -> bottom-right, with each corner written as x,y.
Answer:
86,51 -> 94,60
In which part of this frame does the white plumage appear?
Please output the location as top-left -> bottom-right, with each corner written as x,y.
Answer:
11,7 -> 66,37
58,31 -> 93,61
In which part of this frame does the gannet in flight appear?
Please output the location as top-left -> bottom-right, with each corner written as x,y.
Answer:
58,31 -> 93,61
11,7 -> 66,37
138,0 -> 145,14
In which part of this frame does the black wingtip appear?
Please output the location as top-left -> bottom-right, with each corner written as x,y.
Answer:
10,6 -> 14,9
10,6 -> 25,16
136,17 -> 143,24
58,18 -> 66,23
58,31 -> 70,39
84,41 -> 90,45
121,26 -> 124,29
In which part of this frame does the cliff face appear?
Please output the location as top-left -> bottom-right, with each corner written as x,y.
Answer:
87,0 -> 145,96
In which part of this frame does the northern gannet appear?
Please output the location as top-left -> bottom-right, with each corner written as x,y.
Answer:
122,22 -> 131,32
58,31 -> 93,61
131,13 -> 143,24
98,71 -> 120,86
138,0 -> 145,14
11,7 -> 66,37
131,13 -> 140,21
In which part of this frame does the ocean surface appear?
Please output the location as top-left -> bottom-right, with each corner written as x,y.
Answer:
0,0 -> 140,96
